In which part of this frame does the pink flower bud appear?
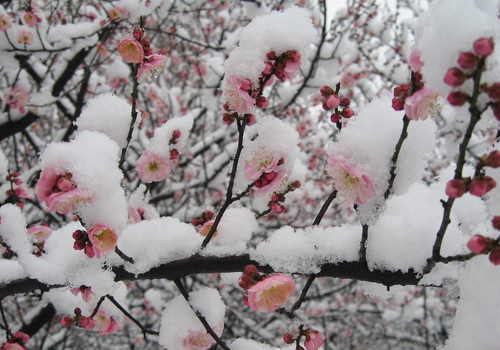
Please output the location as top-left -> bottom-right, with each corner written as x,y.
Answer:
263,61 -> 274,75
487,82 -> 500,100
445,179 -> 466,198
485,150 -> 500,168
73,239 -> 86,251
457,52 -> 479,70
324,94 -> 340,110
191,218 -> 200,226
244,264 -> 258,275
172,129 -> 181,138
61,316 -> 74,327
492,216 -> 500,231
267,51 -> 277,60
473,37 -> 494,57
489,247 -> 500,265
283,333 -> 295,344
340,97 -> 351,107
246,114 -> 256,125
342,107 -> 355,118
320,85 -> 334,97
170,149 -> 180,160
467,234 -> 490,254
222,113 -> 235,125
72,230 -> 86,240
240,79 -> 252,91
264,171 -> 276,181
443,67 -> 466,87
292,181 -> 301,188
256,96 -> 269,109
469,176 -> 497,197
133,27 -> 144,40
140,37 -> 150,48
447,91 -> 469,106
392,97 -> 405,111
330,113 -> 342,123
57,177 -> 73,192
271,203 -> 284,213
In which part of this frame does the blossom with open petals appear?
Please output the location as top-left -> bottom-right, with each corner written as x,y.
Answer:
223,75 -> 256,114
183,325 -> 223,350
245,274 -> 295,312
137,54 -> 166,80
94,311 -> 120,334
118,38 -> 144,63
305,330 -> 325,350
108,6 -> 129,21
0,14 -> 12,31
18,30 -> 34,45
135,150 -> 171,183
6,87 -> 28,114
87,224 -> 118,258
35,166 -> 90,215
325,155 -> 374,206
409,50 -> 424,72
27,225 -> 52,243
244,153 -> 279,181
404,88 -> 440,121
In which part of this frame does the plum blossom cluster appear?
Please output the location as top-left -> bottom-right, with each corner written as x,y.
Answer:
267,180 -> 301,214
467,216 -> 500,265
61,307 -> 95,330
325,155 -> 374,206
244,151 -> 288,197
135,129 -> 181,183
35,166 -> 91,215
72,225 -> 118,259
320,85 -> 354,123
117,27 -> 166,80
71,285 -> 94,302
444,37 -> 496,110
6,87 -> 28,114
445,150 -> 499,198
5,171 -> 31,209
191,210 -> 216,236
283,325 -> 325,350
27,224 -> 52,256
0,332 -> 29,350
239,265 -> 295,312
222,50 -> 301,124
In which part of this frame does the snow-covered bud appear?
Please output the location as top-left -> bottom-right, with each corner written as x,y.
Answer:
447,91 -> 469,106
172,129 -> 181,139
473,37 -> 494,57
457,52 -> 479,70
444,67 -> 466,87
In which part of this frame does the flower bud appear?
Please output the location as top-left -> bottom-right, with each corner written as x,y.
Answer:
487,82 -> 500,100
61,316 -> 74,327
489,246 -> 500,265
330,113 -> 342,123
340,97 -> 351,107
447,91 -> 469,106
172,129 -> 181,138
170,149 -> 180,160
320,85 -> 334,97
469,176 -> 497,197
457,52 -> 479,70
394,84 -> 409,98
342,107 -> 355,118
467,234 -> 490,254
392,97 -> 405,111
492,216 -> 500,231
485,150 -> 500,168
256,96 -> 269,109
240,79 -> 252,91
324,94 -> 340,110
267,51 -> 277,60
473,37 -> 494,57
283,333 -> 295,344
133,27 -> 144,40
443,67 -> 466,87
445,179 -> 466,198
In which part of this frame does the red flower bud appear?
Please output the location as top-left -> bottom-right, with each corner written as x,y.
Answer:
320,85 -> 334,97
457,52 -> 479,70
342,107 -> 355,118
469,176 -> 497,197
487,82 -> 500,100
445,179 -> 466,198
340,97 -> 351,107
473,37 -> 494,57
172,129 -> 181,138
485,150 -> 500,168
492,216 -> 500,231
489,246 -> 500,265
447,91 -> 469,106
283,333 -> 295,344
392,97 -> 405,111
444,67 -> 466,87
133,27 -> 144,40
256,96 -> 269,109
330,113 -> 342,123
467,234 -> 490,254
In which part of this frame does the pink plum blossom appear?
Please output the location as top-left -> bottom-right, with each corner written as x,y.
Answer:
135,150 -> 171,183
409,50 -> 424,72
0,14 -> 12,31
224,75 -> 256,114
23,12 -> 41,27
244,153 -> 279,181
94,311 -> 120,334
6,87 -> 28,113
35,166 -> 90,215
404,88 -> 440,121
305,330 -> 325,350
182,326 -> 223,350
197,220 -> 216,237
137,54 -> 166,80
108,6 -> 129,21
27,225 -> 52,243
325,155 -> 374,206
70,286 -> 94,302
18,30 -> 34,45
87,224 -> 118,258
245,274 -> 295,312
118,38 -> 144,63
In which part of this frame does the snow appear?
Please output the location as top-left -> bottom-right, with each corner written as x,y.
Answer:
75,93 -> 139,149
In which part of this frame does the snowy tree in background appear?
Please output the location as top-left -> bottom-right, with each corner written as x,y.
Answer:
0,0 -> 499,349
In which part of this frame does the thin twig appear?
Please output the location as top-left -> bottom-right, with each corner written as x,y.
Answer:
173,279 -> 231,350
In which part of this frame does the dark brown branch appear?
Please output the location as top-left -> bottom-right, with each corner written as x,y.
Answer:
0,112 -> 40,141
312,190 -> 337,225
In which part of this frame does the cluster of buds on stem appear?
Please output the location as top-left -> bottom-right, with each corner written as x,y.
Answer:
222,104 -> 256,126
191,210 -> 216,236
444,37 -> 494,108
267,181 -> 301,214
60,307 -> 95,330
169,129 -> 181,160
5,171 -> 27,209
0,332 -> 29,350
283,325 -> 325,350
320,85 -> 354,123
467,216 -> 500,265
446,150 -> 499,198
73,229 -> 94,258
391,84 -> 411,111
